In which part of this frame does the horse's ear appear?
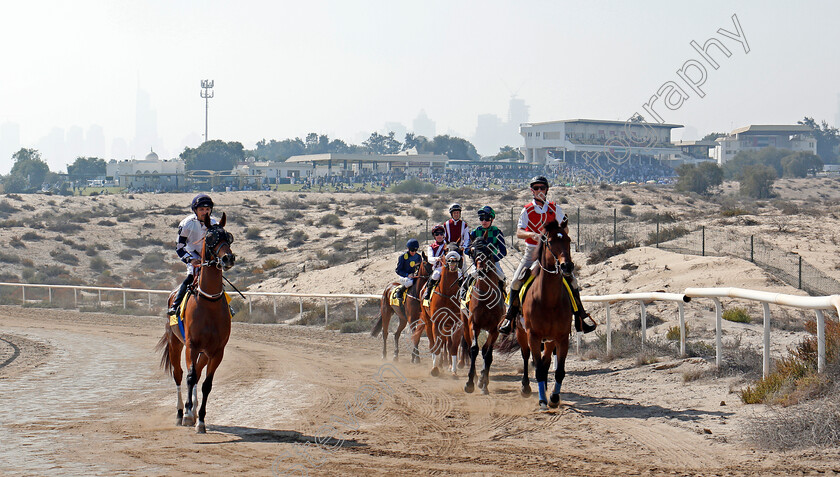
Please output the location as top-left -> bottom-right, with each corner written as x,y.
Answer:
219,212 -> 226,227
203,213 -> 212,228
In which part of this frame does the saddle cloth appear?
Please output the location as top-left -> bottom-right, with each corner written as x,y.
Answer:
390,286 -> 406,307
507,274 -> 578,315
169,291 -> 233,343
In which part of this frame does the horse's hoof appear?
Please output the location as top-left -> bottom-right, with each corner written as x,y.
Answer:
457,361 -> 465,369
196,422 -> 206,434
182,415 -> 195,427
176,417 -> 184,426
481,386 -> 489,395
520,385 -> 532,398
539,400 -> 549,412
431,367 -> 440,377
465,382 -> 475,393
549,393 -> 560,408
393,356 -> 399,362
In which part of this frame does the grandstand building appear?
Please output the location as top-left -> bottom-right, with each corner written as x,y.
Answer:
105,149 -> 184,188
711,125 -> 817,165
285,152 -> 448,177
672,140 -> 717,164
519,119 -> 682,165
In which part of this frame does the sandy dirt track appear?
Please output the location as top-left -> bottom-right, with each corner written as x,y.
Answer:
1,306 -> 839,476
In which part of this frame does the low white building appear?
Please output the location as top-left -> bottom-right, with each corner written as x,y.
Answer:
285,152 -> 448,177
105,150 -> 185,188
712,125 -> 817,165
233,157 -> 314,184
519,119 -> 682,165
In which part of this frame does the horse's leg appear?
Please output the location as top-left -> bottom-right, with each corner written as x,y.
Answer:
478,330 -> 499,395
529,333 -> 549,410
196,350 -> 224,433
380,303 -> 392,360
409,315 -> 422,364
183,347 -> 198,427
517,327 -> 532,397
168,336 -> 185,425
393,306 -> 409,362
550,336 -> 569,409
464,320 -> 477,393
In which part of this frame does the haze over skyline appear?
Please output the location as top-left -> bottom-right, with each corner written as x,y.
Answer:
1,0 -> 839,173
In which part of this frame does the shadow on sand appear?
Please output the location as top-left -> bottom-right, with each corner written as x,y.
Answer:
199,425 -> 367,448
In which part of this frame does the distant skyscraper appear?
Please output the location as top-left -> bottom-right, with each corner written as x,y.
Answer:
37,127 -> 67,171
383,122 -> 407,142
111,137 -> 129,160
0,122 -> 21,173
413,110 -> 436,139
134,86 -> 161,159
87,125 -> 106,158
836,93 -> 840,129
472,114 -> 505,157
66,125 -> 84,162
507,96 -> 529,126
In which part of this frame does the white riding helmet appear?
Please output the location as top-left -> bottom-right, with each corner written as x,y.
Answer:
445,251 -> 461,261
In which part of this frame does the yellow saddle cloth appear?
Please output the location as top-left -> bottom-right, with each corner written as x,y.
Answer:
505,275 -> 578,314
168,292 -> 233,326
390,287 -> 406,307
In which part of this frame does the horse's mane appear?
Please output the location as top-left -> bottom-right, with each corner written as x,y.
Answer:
542,218 -> 563,235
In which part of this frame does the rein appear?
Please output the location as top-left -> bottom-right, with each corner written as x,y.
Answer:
196,228 -> 231,302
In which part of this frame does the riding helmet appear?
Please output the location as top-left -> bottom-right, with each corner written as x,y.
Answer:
431,224 -> 445,235
448,203 -> 462,214
529,176 -> 549,189
191,194 -> 214,212
406,239 -> 420,251
477,206 -> 495,221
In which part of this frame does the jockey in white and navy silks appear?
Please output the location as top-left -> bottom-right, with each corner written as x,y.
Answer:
443,203 -> 470,272
168,194 -> 219,316
422,224 -> 447,301
498,176 -> 596,335
394,238 -> 422,298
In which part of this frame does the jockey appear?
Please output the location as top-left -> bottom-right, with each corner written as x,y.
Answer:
462,206 -> 507,298
422,224 -> 447,301
498,176 -> 595,335
394,238 -> 422,299
168,194 -> 218,317
443,203 -> 470,271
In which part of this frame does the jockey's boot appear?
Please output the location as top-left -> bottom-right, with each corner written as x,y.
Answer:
423,279 -> 438,301
498,279 -> 507,301
499,287 -> 521,334
571,286 -> 597,333
394,285 -> 407,304
168,279 -> 190,317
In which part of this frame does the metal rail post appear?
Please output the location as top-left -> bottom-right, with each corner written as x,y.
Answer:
679,301 -> 686,356
639,301 -> 647,345
713,298 -> 722,367
763,302 -> 771,378
355,298 -> 359,321
324,298 -> 329,324
816,309 -> 825,373
606,303 -> 612,355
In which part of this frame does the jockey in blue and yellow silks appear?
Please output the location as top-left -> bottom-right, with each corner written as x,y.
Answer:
394,238 -> 422,298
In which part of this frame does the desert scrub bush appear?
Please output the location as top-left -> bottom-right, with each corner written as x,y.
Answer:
21,231 -> 43,241
587,240 -> 636,265
723,307 -> 751,323
229,298 -> 280,324
262,258 -> 281,270
383,215 -> 397,224
619,205 -> 633,216
256,245 -> 281,255
390,178 -> 436,194
720,207 -> 750,217
122,236 -> 166,248
420,197 -> 436,208
410,207 -> 428,220
356,217 -> 383,233
0,200 -> 20,214
645,225 -> 689,245
140,253 -> 165,270
50,250 -> 79,266
288,230 -> 308,248
0,251 -> 20,264
666,324 -> 687,341
318,213 -> 343,228
283,210 -> 303,221
375,202 -> 398,215
740,319 -> 840,405
90,256 -> 109,272
619,195 -> 635,205
244,227 -> 262,240
636,211 -> 677,223
97,219 -> 116,226
369,234 -> 391,251
117,249 -> 133,260
580,323 -> 673,363
744,390 -> 840,449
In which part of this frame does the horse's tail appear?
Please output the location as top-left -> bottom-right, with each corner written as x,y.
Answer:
495,332 -> 520,354
371,313 -> 383,337
155,327 -> 173,376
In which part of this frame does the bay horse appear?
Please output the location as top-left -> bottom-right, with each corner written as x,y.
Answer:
421,251 -> 463,377
157,212 -> 236,432
371,252 -> 431,362
463,238 -> 505,394
519,217 -> 575,411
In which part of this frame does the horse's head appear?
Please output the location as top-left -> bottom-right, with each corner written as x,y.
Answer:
541,217 -> 573,276
203,212 -> 236,270
444,250 -> 461,273
417,251 -> 433,278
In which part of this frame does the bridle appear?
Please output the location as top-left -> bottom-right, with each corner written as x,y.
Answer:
538,221 -> 573,277
197,226 -> 234,300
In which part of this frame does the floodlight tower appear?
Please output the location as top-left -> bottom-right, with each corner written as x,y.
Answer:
200,79 -> 214,143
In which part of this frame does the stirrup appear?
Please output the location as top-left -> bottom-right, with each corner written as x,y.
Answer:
499,318 -> 513,334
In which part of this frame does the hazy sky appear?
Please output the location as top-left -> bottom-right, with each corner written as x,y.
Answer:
2,0 -> 839,172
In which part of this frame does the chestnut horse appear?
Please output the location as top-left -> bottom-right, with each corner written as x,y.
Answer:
463,239 -> 505,394
420,252 -> 463,376
518,217 -> 575,411
371,252 -> 432,362
157,212 -> 236,432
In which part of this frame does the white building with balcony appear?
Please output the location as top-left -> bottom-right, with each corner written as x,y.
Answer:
712,125 -> 817,165
105,150 -> 185,188
519,119 -> 682,165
